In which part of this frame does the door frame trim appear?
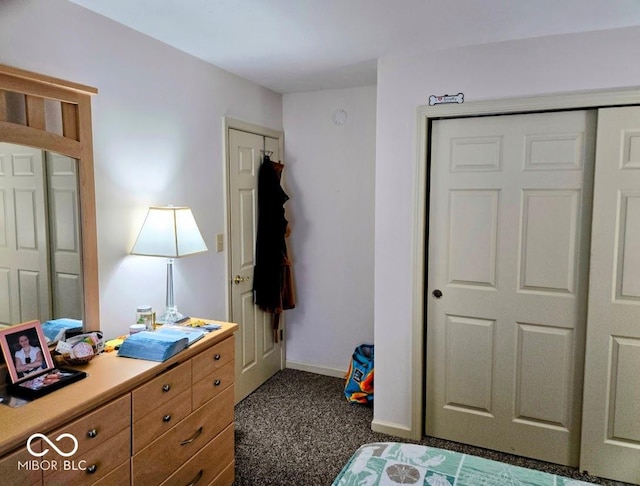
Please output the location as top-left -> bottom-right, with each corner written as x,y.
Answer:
410,87 -> 640,440
223,117 -> 285,363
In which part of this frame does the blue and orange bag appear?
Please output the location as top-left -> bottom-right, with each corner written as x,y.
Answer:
344,344 -> 374,404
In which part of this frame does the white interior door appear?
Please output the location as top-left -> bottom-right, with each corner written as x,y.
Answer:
46,151 -> 82,320
580,106 -> 640,484
426,111 -> 595,466
228,128 -> 283,403
0,143 -> 50,325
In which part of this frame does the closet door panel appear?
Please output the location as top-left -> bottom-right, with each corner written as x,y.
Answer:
580,106 -> 640,485
427,110 -> 595,466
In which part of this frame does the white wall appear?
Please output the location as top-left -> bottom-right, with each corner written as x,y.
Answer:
0,0 -> 283,338
373,26 -> 640,436
283,86 -> 377,376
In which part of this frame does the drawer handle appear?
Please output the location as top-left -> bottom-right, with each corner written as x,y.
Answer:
214,353 -> 221,361
214,379 -> 221,386
87,429 -> 98,439
163,414 -> 172,423
180,426 -> 203,446
86,464 -> 98,474
186,469 -> 204,486
162,384 -> 171,392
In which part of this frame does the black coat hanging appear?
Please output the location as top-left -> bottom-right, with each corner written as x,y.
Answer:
253,154 -> 295,340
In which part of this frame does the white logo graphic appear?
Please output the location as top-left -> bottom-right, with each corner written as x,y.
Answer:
27,433 -> 79,458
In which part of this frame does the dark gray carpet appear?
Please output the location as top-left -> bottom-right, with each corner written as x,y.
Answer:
234,369 -> 629,486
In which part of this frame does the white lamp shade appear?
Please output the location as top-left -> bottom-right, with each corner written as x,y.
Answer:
131,206 -> 208,258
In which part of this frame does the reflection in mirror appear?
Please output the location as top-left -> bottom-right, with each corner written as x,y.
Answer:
0,63 -> 100,334
0,143 -> 83,328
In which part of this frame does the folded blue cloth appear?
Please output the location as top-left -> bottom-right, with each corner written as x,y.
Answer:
42,318 -> 83,343
117,331 -> 189,362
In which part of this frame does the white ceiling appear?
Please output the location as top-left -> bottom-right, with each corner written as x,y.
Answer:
68,0 -> 640,94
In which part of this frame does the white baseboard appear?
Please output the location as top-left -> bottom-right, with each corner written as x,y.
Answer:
371,419 -> 417,440
286,360 -> 346,379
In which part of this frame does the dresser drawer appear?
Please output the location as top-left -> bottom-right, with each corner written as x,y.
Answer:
92,460 -> 130,486
211,461 -> 235,486
160,424 -> 234,486
0,441 -> 42,486
132,360 -> 191,420
191,336 -> 234,383
44,428 -> 130,486
132,388 -> 191,454
45,394 -> 130,465
192,360 -> 234,409
132,385 -> 234,485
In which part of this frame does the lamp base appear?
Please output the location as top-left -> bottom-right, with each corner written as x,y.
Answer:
157,306 -> 184,325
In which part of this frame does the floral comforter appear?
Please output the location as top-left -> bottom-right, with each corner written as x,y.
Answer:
332,443 -> 594,486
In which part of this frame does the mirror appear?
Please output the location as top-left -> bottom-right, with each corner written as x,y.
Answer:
0,143 -> 83,327
0,64 -> 100,333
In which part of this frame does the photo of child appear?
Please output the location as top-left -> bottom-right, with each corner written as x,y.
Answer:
12,332 -> 46,378
0,320 -> 55,384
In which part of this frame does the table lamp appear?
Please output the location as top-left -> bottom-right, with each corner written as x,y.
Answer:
131,206 -> 208,324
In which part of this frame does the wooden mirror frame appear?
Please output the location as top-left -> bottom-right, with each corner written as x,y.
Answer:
0,64 -> 100,331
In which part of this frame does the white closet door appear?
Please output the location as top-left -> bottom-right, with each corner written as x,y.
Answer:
426,110 -> 595,466
0,143 -> 50,325
580,106 -> 640,484
46,151 -> 82,320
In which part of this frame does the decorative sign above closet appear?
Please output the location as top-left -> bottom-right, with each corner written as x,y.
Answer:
429,93 -> 464,105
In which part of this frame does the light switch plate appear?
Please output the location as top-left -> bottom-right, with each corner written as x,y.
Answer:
216,234 -> 224,252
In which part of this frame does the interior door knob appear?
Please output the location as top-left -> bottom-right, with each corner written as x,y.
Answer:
233,275 -> 249,285
432,289 -> 443,299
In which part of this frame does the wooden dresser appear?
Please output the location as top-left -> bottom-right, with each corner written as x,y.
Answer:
0,320 -> 237,486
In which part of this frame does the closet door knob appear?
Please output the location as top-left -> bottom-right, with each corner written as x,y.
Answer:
432,289 -> 443,299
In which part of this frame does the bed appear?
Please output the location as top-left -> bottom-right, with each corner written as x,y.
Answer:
332,442 -> 595,485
